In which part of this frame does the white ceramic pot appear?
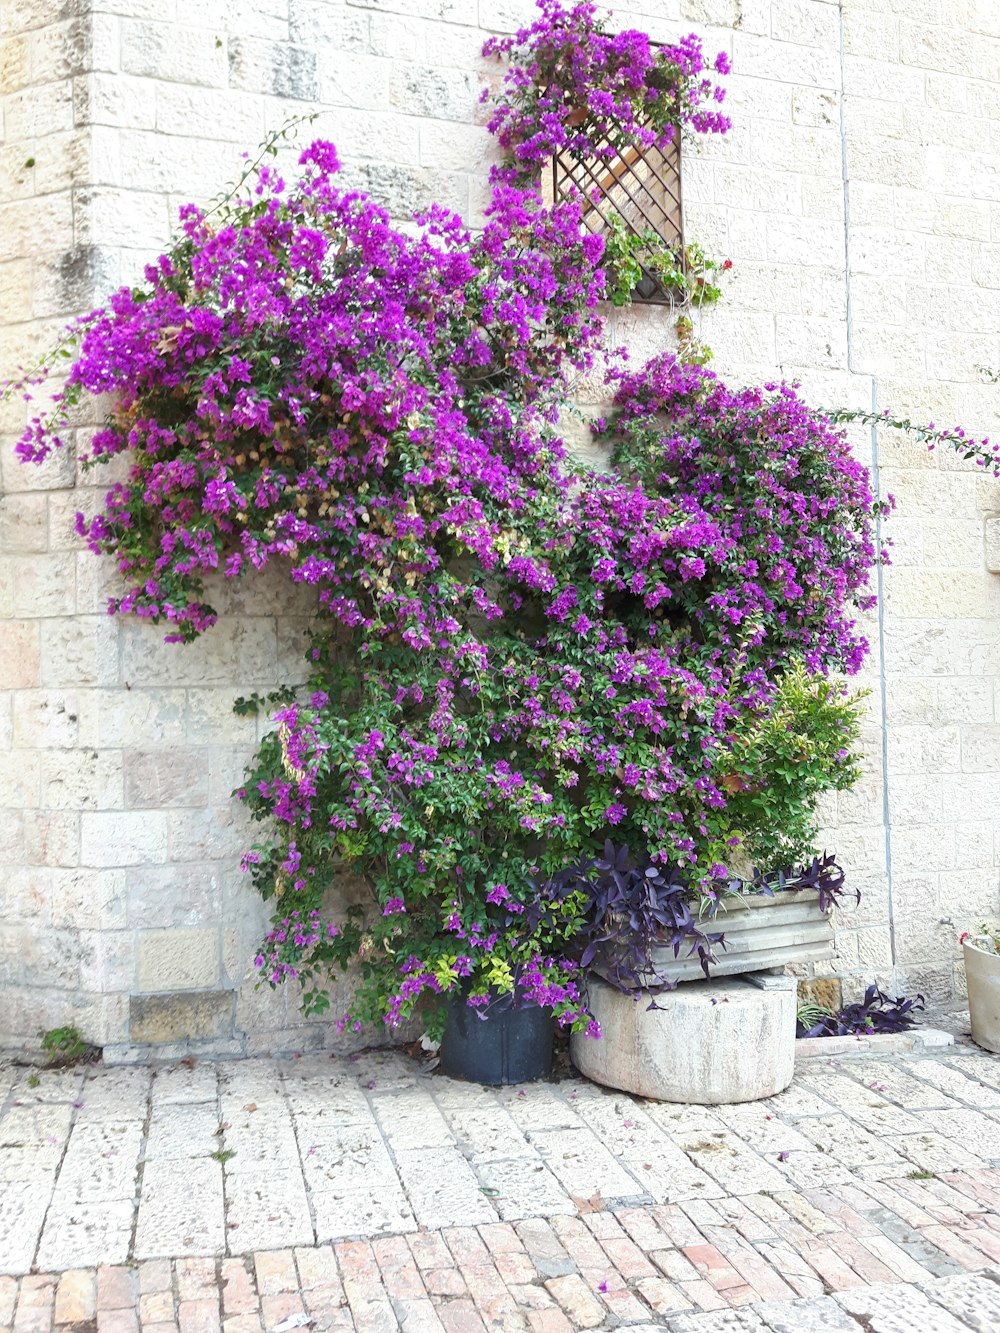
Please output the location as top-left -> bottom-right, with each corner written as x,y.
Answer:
964,938 -> 1000,1054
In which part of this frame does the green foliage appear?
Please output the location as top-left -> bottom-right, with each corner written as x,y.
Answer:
233,686 -> 297,718
796,1000 -> 833,1028
39,1026 -> 91,1065
673,313 -> 714,366
599,213 -> 728,310
709,662 -> 867,872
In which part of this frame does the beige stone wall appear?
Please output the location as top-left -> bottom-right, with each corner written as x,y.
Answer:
1,0 -> 998,1057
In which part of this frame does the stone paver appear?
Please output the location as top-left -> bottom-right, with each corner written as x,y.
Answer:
3,1045 -> 1000,1327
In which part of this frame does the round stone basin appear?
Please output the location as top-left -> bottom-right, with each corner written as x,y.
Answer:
570,973 -> 796,1104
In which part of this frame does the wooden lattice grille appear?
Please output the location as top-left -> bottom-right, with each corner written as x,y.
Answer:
552,119 -> 684,304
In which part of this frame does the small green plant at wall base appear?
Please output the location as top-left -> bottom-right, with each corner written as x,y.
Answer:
26,1073 -> 40,1088
796,1000 -> 833,1033
39,1026 -> 92,1065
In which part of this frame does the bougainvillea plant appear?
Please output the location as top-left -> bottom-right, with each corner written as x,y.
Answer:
828,405 -> 1000,477
12,0 -> 882,1040
482,0 -> 731,184
483,0 -> 732,313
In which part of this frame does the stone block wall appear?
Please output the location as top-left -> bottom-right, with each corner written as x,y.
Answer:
1,0 -> 998,1058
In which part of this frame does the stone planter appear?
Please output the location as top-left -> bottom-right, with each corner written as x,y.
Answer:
647,888 -> 834,985
571,973 -> 796,1103
964,938 -> 1000,1055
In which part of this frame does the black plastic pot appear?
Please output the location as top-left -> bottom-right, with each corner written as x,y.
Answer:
438,993 -> 555,1085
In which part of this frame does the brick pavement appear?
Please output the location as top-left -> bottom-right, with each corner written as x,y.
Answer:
4,1045 -> 1000,1329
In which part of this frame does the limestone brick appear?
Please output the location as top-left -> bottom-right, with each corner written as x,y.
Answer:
0,620 -> 40,689
49,866 -> 128,931
775,314 -> 847,369
120,20 -> 228,86
941,679 -> 994,725
10,554 -> 77,618
124,750 -> 210,810
20,926 -> 84,988
959,727 -> 1000,772
184,689 -> 259,746
985,516 -> 1000,572
130,990 -> 233,1043
0,693 -> 12,750
167,804 -> 249,863
120,617 -> 277,688
887,723 -> 962,779
228,36 -> 317,99
176,0 -> 291,39
3,78 -> 74,141
0,436 -> 77,493
0,196 -> 75,264
127,864 -> 221,929
24,18 -> 92,84
81,810 -> 169,867
884,569 -> 1000,620
135,927 -> 220,992
766,215 -> 843,268
856,927 -> 896,970
899,21 -> 1000,83
24,809 -> 81,867
0,495 -> 48,557
39,615 -> 119,688
389,63 -> 476,120
79,927 -> 135,991
316,49 -> 392,110
40,748 -> 124,810
12,690 -> 100,750
72,187 -> 170,249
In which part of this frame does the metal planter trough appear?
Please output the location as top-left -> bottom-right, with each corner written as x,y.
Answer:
650,889 -> 834,984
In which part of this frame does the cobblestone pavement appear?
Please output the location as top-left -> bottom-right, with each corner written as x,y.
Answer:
3,1045 -> 1000,1330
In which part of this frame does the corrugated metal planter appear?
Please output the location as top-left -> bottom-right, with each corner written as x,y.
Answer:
964,938 -> 1000,1055
647,889 -> 834,985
